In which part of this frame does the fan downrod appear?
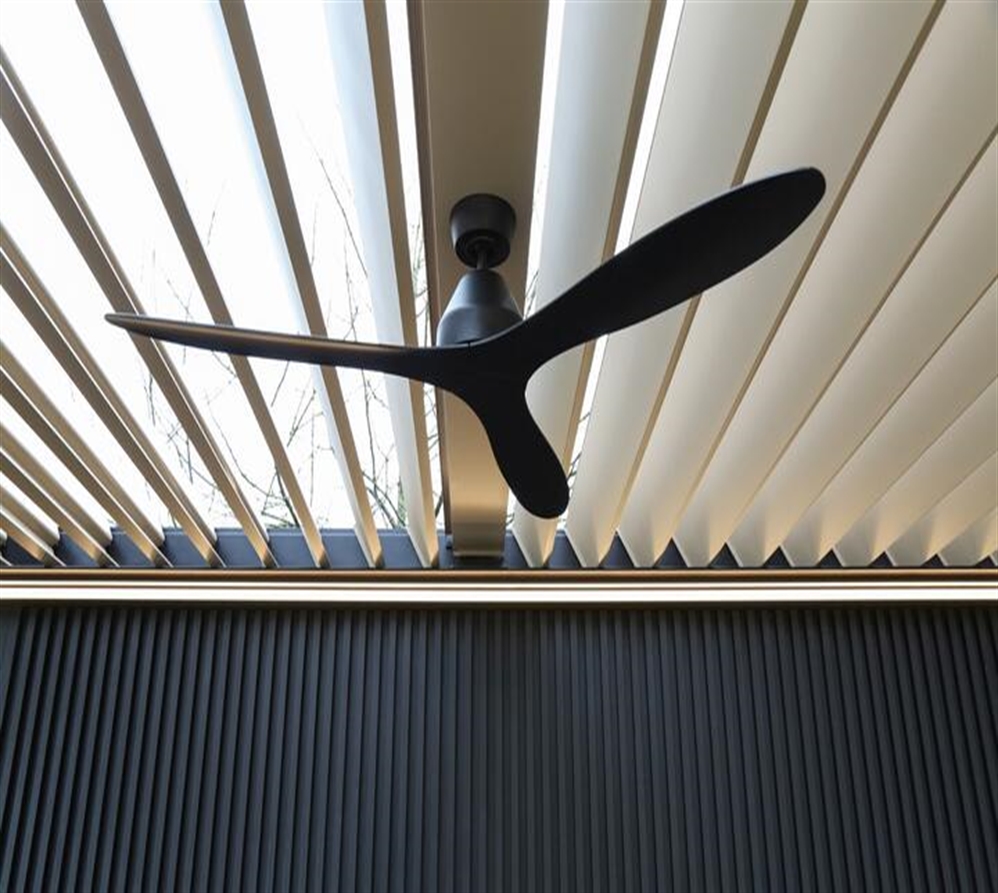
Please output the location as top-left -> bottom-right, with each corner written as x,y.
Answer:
437,194 -> 522,346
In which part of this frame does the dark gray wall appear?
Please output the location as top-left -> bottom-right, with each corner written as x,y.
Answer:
1,604 -> 995,892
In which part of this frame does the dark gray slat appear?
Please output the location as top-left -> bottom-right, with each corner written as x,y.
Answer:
627,612 -> 656,893
0,607 -> 24,736
422,613 -> 443,893
174,611 -> 218,893
702,610 -> 736,893
403,612 -> 426,890
689,610 -> 720,893
158,611 -> 206,893
978,613 -> 998,746
932,610 -> 997,891
658,610 -> 687,893
612,612 -> 639,893
731,611 -> 766,893
598,611 -> 624,890
470,610 -> 488,892
0,610 -> 38,824
504,612 -> 522,892
830,611 -> 881,892
551,611 -> 572,892
453,612 -> 472,893
25,611 -> 81,893
192,610 -> 235,893
338,610 -> 367,893
845,609 -> 897,892
387,611 -> 412,893
570,612 -> 595,893
59,609 -> 112,893
819,611 -> 865,891
1,609 -> 64,893
910,613 -> 976,892
716,611 -> 750,893
290,611 -> 322,893
259,612 -> 294,893
91,610 -> 145,893
275,610 -> 308,893
41,611 -> 94,893
241,611 -> 278,893
224,612 -> 264,892
357,612 -> 384,893
887,611 -> 949,890
948,612 -> 998,887
771,611 -> 815,893
540,612 -> 559,892
760,610 -> 800,892
306,611 -> 338,893
140,613 -> 189,893
437,612 -> 456,893
373,612 -> 399,893
75,611 -> 128,893
746,611 -> 783,891
803,610 -> 849,891
487,611 -> 505,893
124,609 -> 173,893
523,611 -> 540,893
106,611 -> 159,892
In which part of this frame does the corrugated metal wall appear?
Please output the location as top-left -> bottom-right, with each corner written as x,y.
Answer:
1,603 -> 995,893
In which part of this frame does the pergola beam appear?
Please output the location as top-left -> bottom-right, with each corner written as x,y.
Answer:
0,479 -> 58,546
0,508 -> 62,567
76,0 -> 331,568
0,46 -> 275,567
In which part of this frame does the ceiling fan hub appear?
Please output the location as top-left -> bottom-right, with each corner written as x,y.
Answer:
437,269 -> 522,346
450,193 -> 516,269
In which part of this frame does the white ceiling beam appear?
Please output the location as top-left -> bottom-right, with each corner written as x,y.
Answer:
0,343 -> 168,565
887,454 -> 998,567
0,48 -> 275,567
305,0 -> 438,566
510,0 -> 664,567
675,1 -> 998,566
940,508 -> 998,568
0,225 -> 221,565
784,282 -> 998,567
408,0 -> 548,556
836,380 -> 998,567
565,0 -> 800,567
730,139 -> 997,566
0,479 -> 58,547
219,0 -> 388,568
619,0 -> 938,567
77,0 -> 330,569
0,509 -> 62,567
0,436 -> 115,565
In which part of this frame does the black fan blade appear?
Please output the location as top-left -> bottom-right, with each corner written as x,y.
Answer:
492,168 -> 826,369
106,313 -> 469,388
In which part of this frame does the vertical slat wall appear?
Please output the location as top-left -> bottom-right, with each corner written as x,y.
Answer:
1,603 -> 995,893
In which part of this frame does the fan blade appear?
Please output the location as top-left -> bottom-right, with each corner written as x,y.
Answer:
495,168 -> 826,368
106,313 -> 466,387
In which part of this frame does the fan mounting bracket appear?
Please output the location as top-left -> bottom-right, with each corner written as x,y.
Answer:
450,193 -> 516,269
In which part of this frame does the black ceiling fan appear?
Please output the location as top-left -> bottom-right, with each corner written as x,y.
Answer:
108,168 -> 825,519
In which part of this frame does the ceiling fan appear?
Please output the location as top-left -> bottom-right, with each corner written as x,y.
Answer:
108,168 -> 825,519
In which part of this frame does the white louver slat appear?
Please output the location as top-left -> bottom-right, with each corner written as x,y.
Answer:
675,1 -> 998,566
618,0 -> 937,567
940,509 -> 998,568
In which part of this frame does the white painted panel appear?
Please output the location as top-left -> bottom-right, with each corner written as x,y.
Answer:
511,0 -> 656,567
619,0 -> 934,566
730,139 -> 998,566
836,380 -> 998,566
566,0 -> 794,567
887,456 -> 998,567
676,1 -> 998,566
940,509 -> 998,568
784,282 -> 998,566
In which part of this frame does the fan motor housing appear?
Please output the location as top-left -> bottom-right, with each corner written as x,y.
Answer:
437,269 -> 522,345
